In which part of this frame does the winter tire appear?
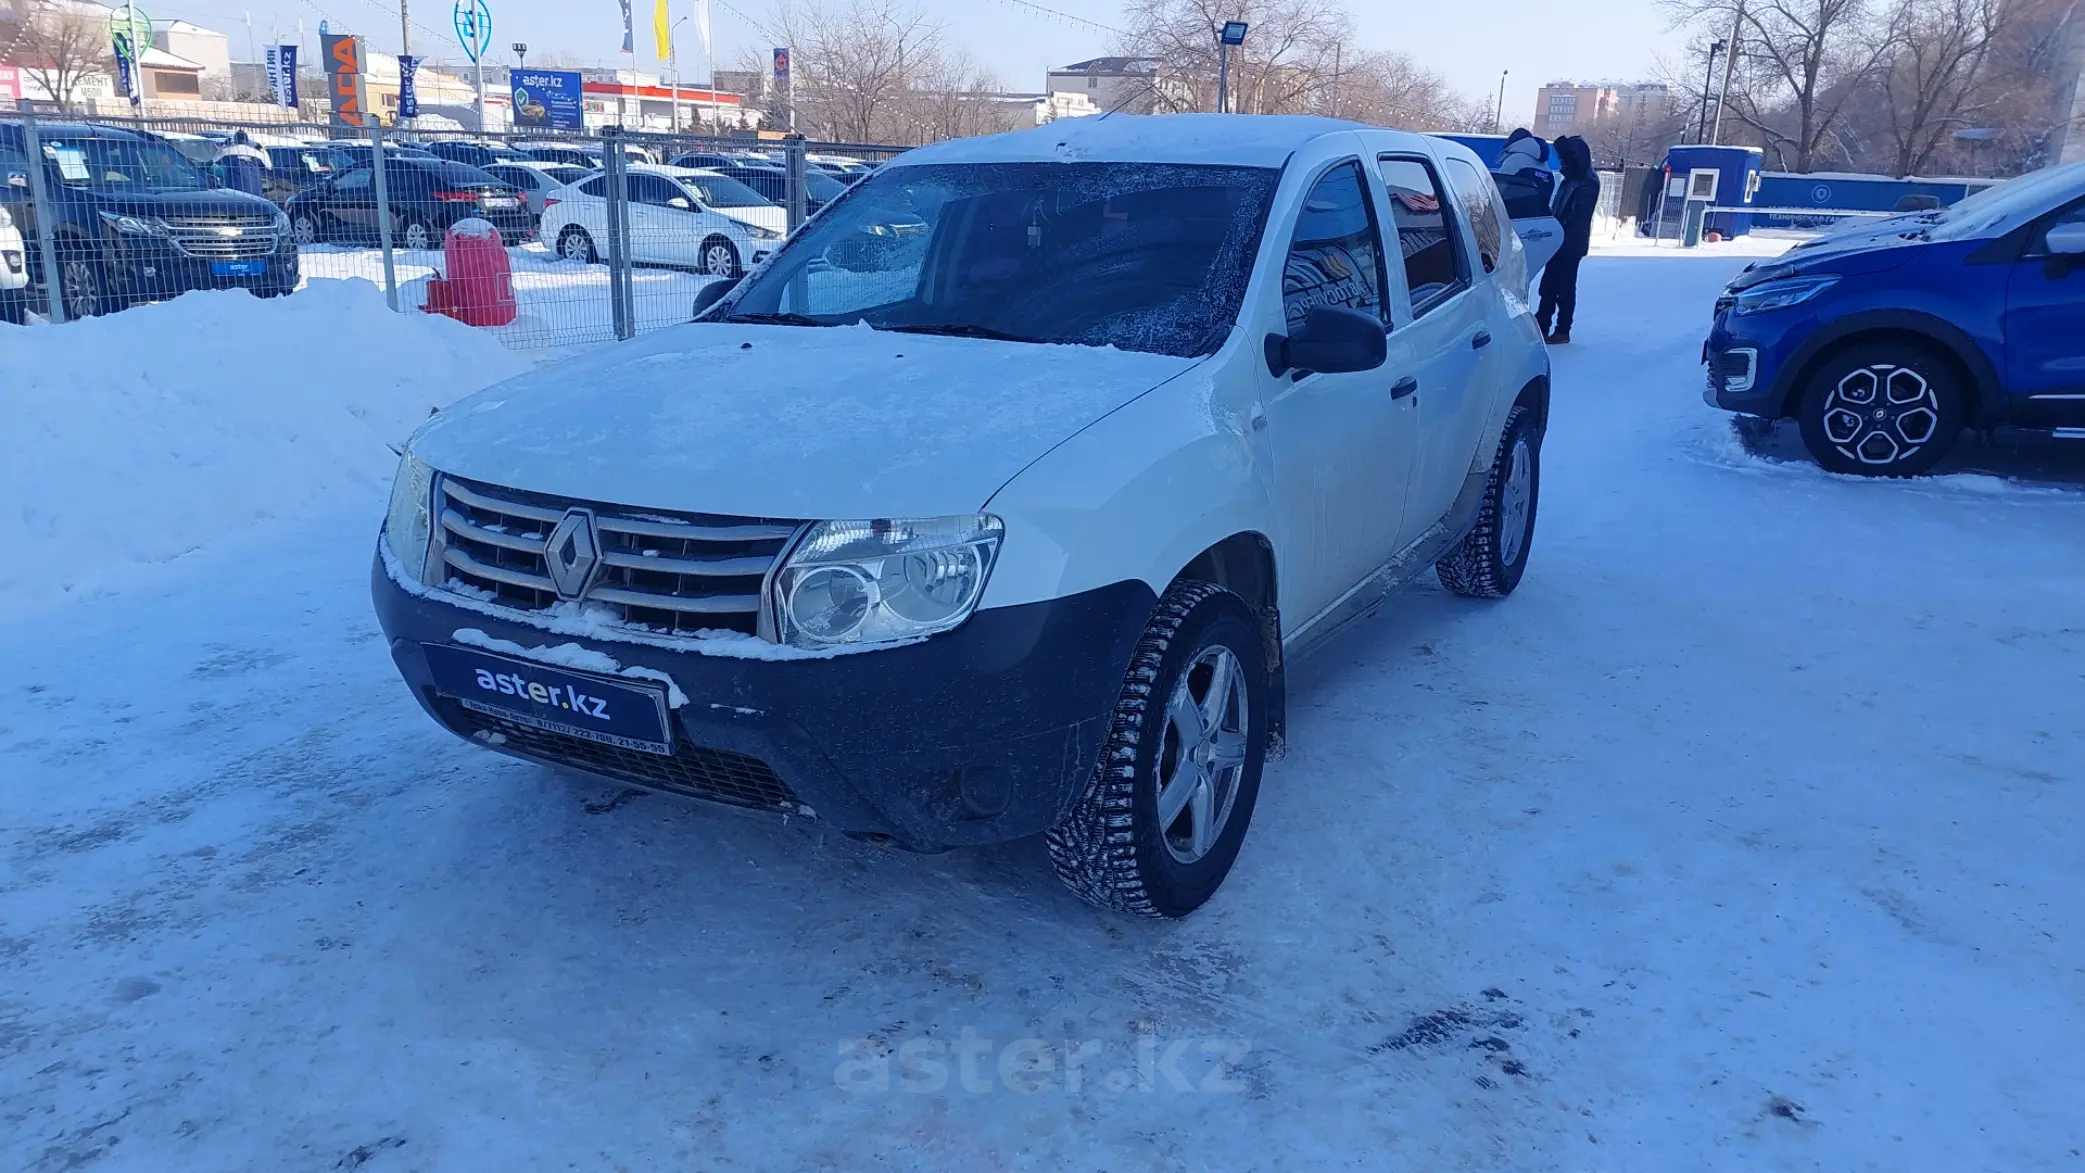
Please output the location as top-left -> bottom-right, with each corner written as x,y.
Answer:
290,214 -> 322,246
1437,405 -> 1540,598
557,226 -> 598,264
1046,580 -> 1270,919
400,218 -> 437,252
700,236 -> 742,279
1797,340 -> 1964,477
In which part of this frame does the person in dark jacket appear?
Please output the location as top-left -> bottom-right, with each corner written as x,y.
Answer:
213,131 -> 269,198
1538,134 -> 1600,344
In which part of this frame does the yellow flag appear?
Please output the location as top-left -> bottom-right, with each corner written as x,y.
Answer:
654,0 -> 672,59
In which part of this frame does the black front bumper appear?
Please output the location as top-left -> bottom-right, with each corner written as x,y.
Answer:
372,554 -> 1155,849
105,240 -> 301,300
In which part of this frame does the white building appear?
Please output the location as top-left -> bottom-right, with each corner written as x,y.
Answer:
152,19 -> 230,98
1046,57 -> 1160,116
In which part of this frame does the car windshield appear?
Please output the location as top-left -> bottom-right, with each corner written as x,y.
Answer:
43,137 -> 207,191
682,173 -> 773,208
723,160 -> 1280,358
1926,160 -> 2085,241
804,170 -> 847,200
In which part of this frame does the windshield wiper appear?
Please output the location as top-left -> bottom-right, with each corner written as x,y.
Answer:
721,311 -> 834,327
875,322 -> 1041,343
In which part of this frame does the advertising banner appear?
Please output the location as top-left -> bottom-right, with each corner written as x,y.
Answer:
321,32 -> 367,128
398,54 -> 419,119
264,44 -> 299,108
511,69 -> 584,131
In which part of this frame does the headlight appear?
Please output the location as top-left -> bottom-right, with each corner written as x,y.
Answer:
384,449 -> 436,582
0,205 -> 12,228
773,515 -> 1003,648
1732,275 -> 1837,315
745,223 -> 783,240
97,211 -> 167,236
273,208 -> 291,233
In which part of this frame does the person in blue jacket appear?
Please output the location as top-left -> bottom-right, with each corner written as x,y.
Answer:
213,131 -> 269,197
1537,135 -> 1600,344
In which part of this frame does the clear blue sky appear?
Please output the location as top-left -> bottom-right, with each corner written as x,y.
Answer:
151,0 -> 1686,127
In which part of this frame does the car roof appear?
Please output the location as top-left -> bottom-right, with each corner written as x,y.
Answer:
638,164 -> 725,178
891,113 -> 1437,169
4,121 -> 155,141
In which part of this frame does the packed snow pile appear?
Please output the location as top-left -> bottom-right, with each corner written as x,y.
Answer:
0,280 -> 532,607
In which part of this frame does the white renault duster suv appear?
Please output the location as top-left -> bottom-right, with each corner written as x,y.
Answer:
374,115 -> 1551,918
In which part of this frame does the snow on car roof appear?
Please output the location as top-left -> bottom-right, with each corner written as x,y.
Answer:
888,113 -> 1404,169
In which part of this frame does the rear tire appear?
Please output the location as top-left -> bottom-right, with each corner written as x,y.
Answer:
1796,340 -> 1964,477
1437,405 -> 1541,598
1047,581 -> 1270,919
290,213 -> 322,246
557,225 -> 598,264
59,251 -> 106,320
399,217 -> 436,252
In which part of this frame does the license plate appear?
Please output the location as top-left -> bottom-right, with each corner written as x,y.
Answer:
423,644 -> 674,755
482,195 -> 519,208
212,259 -> 268,277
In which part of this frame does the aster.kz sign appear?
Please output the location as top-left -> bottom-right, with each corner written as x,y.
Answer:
511,69 -> 583,131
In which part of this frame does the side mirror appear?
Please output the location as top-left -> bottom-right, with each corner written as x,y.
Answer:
2044,221 -> 2085,257
1264,305 -> 1388,377
690,277 -> 739,320
667,196 -> 692,211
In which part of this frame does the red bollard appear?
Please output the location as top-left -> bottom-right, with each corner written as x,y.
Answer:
422,219 -> 516,327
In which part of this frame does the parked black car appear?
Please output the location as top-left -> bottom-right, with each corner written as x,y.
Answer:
519,144 -> 597,167
320,141 -> 438,169
0,120 -> 298,318
710,164 -> 849,213
285,156 -> 532,250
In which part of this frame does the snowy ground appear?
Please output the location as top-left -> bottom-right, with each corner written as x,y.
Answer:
4,248 -> 2083,1171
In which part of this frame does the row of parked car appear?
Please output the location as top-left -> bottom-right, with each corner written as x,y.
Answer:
0,116 -> 877,319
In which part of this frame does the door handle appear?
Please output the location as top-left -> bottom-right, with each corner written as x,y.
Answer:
1391,376 -> 1419,400
1471,330 -> 1493,350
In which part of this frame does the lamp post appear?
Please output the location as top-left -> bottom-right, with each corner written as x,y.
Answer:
1216,20 -> 1248,114
1494,69 -> 1508,133
512,41 -> 528,70
1697,39 -> 1726,143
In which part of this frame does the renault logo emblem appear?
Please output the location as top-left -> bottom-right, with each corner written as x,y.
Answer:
544,509 -> 602,600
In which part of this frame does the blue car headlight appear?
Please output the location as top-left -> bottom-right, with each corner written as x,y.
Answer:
1732,275 -> 1837,315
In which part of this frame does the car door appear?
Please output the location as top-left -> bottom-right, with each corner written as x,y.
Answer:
1256,156 -> 1420,623
1377,152 -> 1495,545
322,166 -> 376,239
624,173 -> 698,266
2003,197 -> 2085,429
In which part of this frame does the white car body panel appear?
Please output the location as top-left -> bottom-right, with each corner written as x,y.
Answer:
0,209 -> 27,292
409,322 -> 1197,521
538,164 -> 775,270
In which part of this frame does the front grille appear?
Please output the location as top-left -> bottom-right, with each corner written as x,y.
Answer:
441,700 -> 804,813
161,213 -> 280,259
433,476 -> 801,637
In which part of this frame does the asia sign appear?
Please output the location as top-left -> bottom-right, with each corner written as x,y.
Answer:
320,32 -> 368,128
511,70 -> 584,132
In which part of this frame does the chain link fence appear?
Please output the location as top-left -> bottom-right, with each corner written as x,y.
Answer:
0,101 -> 908,350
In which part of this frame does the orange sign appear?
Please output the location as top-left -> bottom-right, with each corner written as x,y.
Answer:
321,33 -> 366,128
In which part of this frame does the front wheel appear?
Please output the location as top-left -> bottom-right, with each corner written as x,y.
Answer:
699,236 -> 741,279
59,253 -> 106,320
1437,405 -> 1541,598
557,225 -> 598,264
290,213 -> 322,246
399,217 -> 436,252
1047,581 -> 1270,919
1796,341 -> 1964,477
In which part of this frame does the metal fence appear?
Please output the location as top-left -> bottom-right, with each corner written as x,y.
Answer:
0,101 -> 909,349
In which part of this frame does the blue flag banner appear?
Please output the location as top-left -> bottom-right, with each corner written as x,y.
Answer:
398,54 -> 419,118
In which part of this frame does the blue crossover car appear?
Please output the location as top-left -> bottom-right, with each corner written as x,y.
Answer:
1704,160 -> 2085,475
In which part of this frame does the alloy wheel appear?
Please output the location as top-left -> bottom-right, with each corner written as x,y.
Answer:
1819,363 -> 1941,467
1155,645 -> 1250,865
1499,436 -> 1533,566
292,216 -> 318,246
62,260 -> 99,319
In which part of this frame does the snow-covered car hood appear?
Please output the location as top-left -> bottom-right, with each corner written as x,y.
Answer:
410,322 -> 1199,520
719,206 -> 788,236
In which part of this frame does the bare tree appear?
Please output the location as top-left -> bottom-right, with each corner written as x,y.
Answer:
1120,0 -> 1351,115
12,5 -> 112,105
1872,0 -> 2002,175
1332,49 -> 1489,130
1671,0 -> 1891,170
760,0 -> 947,142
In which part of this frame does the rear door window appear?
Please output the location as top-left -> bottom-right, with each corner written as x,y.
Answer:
1443,158 -> 1506,275
1377,155 -> 1470,315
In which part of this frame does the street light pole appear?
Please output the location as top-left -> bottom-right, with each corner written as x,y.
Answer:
669,18 -> 687,133
1712,0 -> 1745,144
1697,40 -> 1725,143
1495,69 -> 1508,133
1216,21 -> 1248,114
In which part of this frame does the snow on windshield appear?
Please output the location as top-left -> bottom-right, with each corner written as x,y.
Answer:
723,160 -> 1281,359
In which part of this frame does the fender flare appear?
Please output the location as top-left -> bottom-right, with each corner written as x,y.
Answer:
1770,309 -> 2004,426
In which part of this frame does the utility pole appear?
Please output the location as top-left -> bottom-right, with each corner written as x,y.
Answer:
399,0 -> 412,130
1495,70 -> 1508,133
1697,39 -> 1725,143
669,17 -> 686,133
1330,41 -> 1341,118
1216,21 -> 1248,114
1711,0 -> 1745,144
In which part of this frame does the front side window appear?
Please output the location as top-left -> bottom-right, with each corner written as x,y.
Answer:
724,160 -> 1279,358
628,174 -> 686,206
1280,160 -> 1388,332
681,173 -> 773,209
1378,155 -> 1469,314
332,166 -> 373,192
2028,198 -> 2085,255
